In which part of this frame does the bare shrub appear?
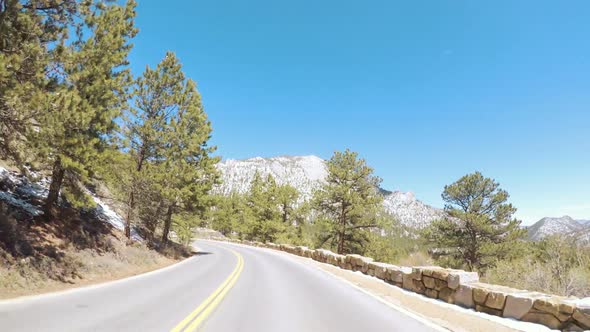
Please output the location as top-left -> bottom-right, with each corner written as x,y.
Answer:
484,236 -> 590,297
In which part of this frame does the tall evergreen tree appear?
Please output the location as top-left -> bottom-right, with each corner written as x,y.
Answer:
242,172 -> 283,242
150,62 -> 219,245
210,193 -> 244,236
0,0 -> 76,165
121,51 -> 186,238
38,0 -> 137,215
276,184 -> 299,225
423,172 -> 525,271
312,149 -> 383,254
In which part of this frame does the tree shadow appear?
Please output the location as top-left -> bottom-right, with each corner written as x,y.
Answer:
0,201 -> 122,283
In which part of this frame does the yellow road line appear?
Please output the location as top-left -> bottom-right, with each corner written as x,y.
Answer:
183,256 -> 244,331
171,247 -> 244,332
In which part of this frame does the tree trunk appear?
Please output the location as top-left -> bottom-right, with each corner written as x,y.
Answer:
124,191 -> 134,239
337,205 -> 347,254
44,158 -> 65,217
161,204 -> 173,246
282,203 -> 288,224
123,150 -> 146,239
124,148 -> 147,239
147,201 -> 164,242
337,223 -> 346,254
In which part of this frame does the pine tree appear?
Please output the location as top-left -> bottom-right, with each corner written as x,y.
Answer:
150,61 -> 219,245
210,193 -> 244,236
276,183 -> 299,224
242,172 -> 285,242
423,172 -> 525,271
120,51 -> 186,238
0,0 -> 76,165
38,0 -> 137,215
312,149 -> 383,254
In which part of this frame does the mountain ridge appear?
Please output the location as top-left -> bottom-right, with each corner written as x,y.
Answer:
527,215 -> 590,241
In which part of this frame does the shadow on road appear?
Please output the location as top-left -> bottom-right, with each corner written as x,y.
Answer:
191,251 -> 213,256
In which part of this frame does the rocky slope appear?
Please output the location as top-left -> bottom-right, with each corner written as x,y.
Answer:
215,155 -> 444,229
215,155 -> 327,201
527,216 -> 590,241
382,191 -> 445,229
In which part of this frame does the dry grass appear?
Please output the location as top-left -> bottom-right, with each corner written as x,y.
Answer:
0,203 -> 191,299
0,237 -> 183,299
394,251 -> 434,267
483,248 -> 590,297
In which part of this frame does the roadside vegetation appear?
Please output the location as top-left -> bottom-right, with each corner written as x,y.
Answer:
1,0 -> 217,243
0,0 -> 216,297
484,236 -> 590,297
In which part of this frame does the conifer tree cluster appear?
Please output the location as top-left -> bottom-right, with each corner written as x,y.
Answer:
1,0 -> 219,246
209,151 -> 387,253
209,172 -> 300,243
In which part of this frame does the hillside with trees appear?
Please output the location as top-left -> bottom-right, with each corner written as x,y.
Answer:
0,0 -> 218,297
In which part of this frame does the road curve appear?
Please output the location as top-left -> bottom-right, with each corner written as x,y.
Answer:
0,240 -> 440,332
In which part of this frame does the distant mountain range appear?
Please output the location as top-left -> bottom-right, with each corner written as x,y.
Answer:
214,155 -> 444,229
527,216 -> 590,242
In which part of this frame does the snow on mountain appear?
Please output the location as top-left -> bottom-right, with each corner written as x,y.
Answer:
527,216 -> 590,241
215,155 -> 443,229
215,155 -> 327,201
382,191 -> 445,229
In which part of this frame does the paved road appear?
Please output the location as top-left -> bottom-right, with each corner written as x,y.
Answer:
0,240 -> 441,332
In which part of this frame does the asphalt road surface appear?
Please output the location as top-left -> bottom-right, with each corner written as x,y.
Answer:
0,240 -> 441,332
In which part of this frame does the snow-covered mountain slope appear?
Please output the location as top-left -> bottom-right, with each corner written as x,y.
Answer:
215,155 -> 444,229
527,216 -> 590,241
215,155 -> 327,201
382,191 -> 445,229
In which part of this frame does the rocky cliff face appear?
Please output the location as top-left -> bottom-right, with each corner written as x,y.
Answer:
215,155 -> 444,229
214,155 -> 327,201
382,191 -> 445,229
527,216 -> 590,241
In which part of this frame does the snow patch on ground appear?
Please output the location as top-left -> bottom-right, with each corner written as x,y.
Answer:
91,196 -> 143,242
0,166 -> 143,241
572,297 -> 590,308
0,191 -> 42,216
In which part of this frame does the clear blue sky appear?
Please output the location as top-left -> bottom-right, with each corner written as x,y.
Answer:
128,0 -> 590,225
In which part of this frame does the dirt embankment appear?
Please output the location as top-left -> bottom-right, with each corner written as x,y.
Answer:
0,205 -> 192,299
0,163 -> 192,299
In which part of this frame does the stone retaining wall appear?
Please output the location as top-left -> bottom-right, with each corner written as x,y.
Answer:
213,238 -> 590,331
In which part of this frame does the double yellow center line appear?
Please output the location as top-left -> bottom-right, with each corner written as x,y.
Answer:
171,247 -> 244,332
